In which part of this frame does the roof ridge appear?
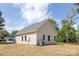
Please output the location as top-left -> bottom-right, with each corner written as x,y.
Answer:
16,19 -> 51,35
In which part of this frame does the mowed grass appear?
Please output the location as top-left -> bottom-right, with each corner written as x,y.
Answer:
0,44 -> 78,56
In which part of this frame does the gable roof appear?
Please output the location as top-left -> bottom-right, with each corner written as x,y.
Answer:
16,19 -> 52,35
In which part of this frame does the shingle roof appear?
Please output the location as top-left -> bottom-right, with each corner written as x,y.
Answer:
16,19 -> 50,35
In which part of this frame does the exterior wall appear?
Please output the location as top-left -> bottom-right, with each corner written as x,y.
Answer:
37,21 -> 56,45
15,32 -> 37,45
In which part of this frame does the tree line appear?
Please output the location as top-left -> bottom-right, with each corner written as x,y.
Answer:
53,3 -> 79,43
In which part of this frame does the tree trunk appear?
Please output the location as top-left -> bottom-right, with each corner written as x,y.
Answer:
66,33 -> 68,43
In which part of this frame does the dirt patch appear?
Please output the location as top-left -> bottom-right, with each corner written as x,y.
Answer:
0,44 -> 78,56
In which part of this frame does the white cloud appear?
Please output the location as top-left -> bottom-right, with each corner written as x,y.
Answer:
72,24 -> 77,30
5,24 -> 25,32
15,3 -> 50,24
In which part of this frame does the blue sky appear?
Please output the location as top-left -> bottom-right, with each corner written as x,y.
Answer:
0,3 -> 76,32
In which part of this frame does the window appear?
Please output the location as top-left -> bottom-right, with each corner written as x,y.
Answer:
43,35 -> 45,40
22,36 -> 23,41
54,36 -> 56,41
28,37 -> 30,42
9,39 -> 13,41
25,36 -> 27,41
48,35 -> 50,41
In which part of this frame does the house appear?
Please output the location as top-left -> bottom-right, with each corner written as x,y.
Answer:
15,19 -> 57,45
5,34 -> 15,43
5,36 -> 15,43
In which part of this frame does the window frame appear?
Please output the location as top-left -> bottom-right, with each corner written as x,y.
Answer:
48,35 -> 50,41
25,36 -> 27,41
28,37 -> 30,42
54,36 -> 56,41
43,35 -> 45,40
22,36 -> 23,41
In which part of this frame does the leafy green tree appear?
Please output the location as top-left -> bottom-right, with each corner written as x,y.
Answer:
56,16 -> 77,43
74,3 -> 79,13
56,30 -> 65,42
11,30 -> 18,36
56,4 -> 78,43
0,30 -> 9,42
73,3 -> 79,43
0,10 -> 7,42
50,19 -> 59,30
0,10 -> 5,29
76,24 -> 79,42
47,18 -> 59,31
0,11 -> 5,40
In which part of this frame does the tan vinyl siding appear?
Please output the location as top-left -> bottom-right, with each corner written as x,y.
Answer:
16,32 -> 37,45
37,21 -> 56,45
